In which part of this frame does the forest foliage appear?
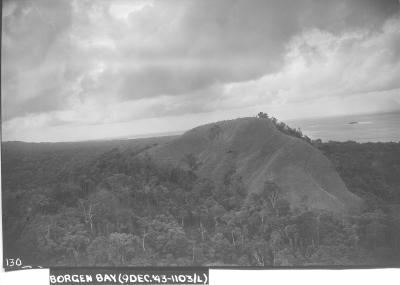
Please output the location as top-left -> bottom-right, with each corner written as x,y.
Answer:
2,117 -> 400,267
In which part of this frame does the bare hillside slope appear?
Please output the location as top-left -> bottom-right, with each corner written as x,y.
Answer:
147,117 -> 363,212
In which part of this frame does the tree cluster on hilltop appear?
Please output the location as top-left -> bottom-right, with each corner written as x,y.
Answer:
257,112 -> 313,144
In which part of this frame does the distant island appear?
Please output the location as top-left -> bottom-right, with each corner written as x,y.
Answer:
347,121 -> 372,125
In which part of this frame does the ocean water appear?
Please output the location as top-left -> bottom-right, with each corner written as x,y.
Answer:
287,111 -> 400,143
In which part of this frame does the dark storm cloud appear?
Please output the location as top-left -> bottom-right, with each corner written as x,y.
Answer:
2,0 -> 72,68
115,0 -> 400,100
2,0 -> 75,123
119,59 -> 267,100
298,0 -> 399,31
3,86 -> 67,120
2,0 -> 400,141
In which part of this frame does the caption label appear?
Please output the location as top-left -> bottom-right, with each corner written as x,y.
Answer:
49,268 -> 209,285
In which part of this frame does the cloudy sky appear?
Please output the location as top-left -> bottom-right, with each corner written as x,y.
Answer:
2,0 -> 400,142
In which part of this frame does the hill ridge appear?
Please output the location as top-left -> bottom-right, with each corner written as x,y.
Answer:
146,117 -> 363,212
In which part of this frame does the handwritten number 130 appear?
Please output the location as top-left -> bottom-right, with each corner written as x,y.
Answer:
5,258 -> 22,267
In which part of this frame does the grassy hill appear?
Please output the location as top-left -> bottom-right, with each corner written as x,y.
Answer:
147,117 -> 363,212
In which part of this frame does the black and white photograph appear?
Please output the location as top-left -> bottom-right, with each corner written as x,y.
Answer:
2,0 -> 400,271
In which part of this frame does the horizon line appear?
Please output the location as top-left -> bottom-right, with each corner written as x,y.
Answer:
2,110 -> 399,144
